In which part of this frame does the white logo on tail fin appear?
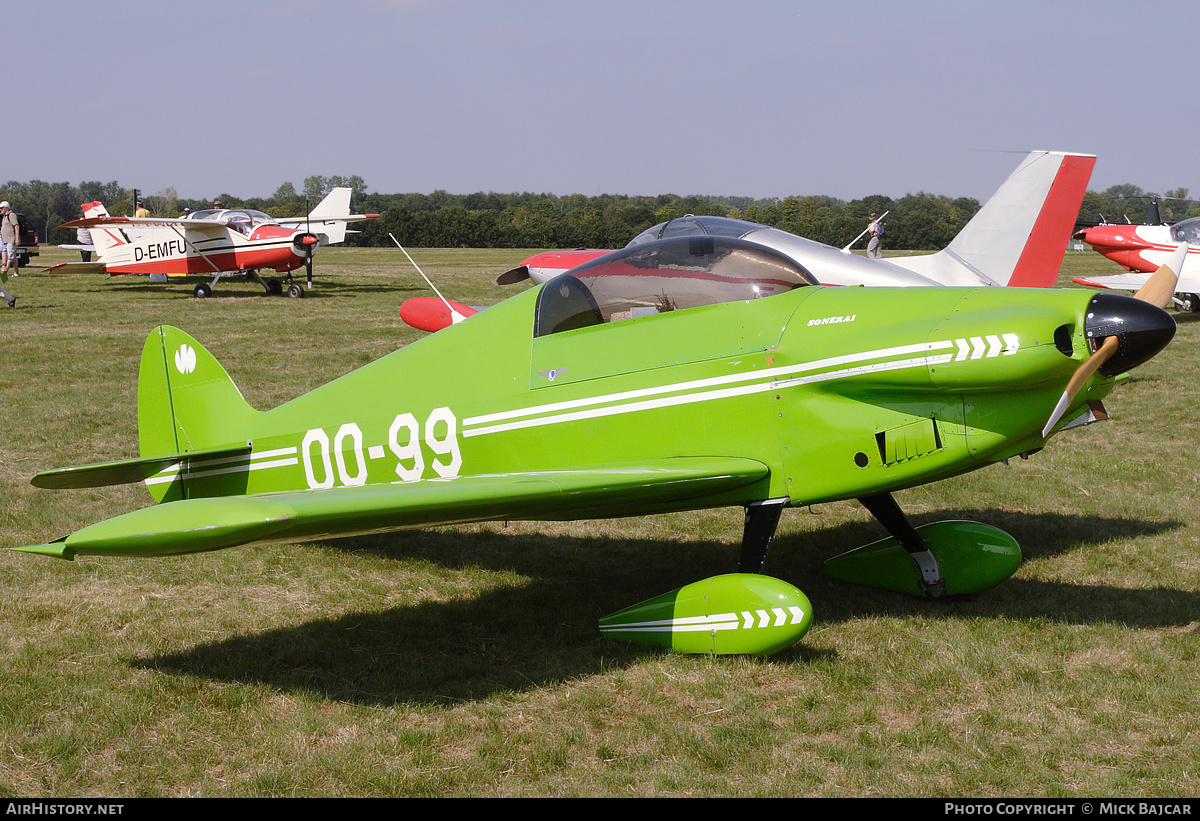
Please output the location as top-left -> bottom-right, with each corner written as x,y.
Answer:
175,344 -> 197,374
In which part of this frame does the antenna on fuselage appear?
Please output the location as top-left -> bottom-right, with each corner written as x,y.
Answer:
388,233 -> 469,325
843,210 -> 889,253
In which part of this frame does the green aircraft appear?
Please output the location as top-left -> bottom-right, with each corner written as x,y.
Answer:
15,238 -> 1186,656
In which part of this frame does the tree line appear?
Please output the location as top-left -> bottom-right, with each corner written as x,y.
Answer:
5,176 -> 1197,252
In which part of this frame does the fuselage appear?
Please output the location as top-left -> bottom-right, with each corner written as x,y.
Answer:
1078,220 -> 1200,275
157,274 -> 1134,537
97,223 -> 309,276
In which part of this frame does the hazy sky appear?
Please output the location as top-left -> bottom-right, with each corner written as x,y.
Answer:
14,0 -> 1198,204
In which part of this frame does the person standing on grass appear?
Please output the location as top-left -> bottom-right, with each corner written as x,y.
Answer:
77,225 -> 94,262
0,202 -> 18,277
866,212 -> 885,259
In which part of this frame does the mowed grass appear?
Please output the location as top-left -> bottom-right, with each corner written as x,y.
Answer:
0,244 -> 1198,797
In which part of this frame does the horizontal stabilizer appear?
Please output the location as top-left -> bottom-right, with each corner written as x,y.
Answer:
32,443 -> 253,489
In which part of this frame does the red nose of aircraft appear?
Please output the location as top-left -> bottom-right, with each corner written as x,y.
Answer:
1074,226 -> 1146,252
1073,226 -> 1150,270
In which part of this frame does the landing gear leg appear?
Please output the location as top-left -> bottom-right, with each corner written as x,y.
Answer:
738,498 -> 787,573
857,492 -> 944,596
195,272 -> 224,298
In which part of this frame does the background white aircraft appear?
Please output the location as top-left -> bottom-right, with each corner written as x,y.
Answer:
497,150 -> 1096,291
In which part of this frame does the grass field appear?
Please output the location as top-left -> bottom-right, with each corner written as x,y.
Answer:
0,244 -> 1197,797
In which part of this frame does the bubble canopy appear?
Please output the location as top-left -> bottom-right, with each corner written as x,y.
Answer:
627,214 -> 766,246
1170,216 -> 1200,244
534,236 -> 818,337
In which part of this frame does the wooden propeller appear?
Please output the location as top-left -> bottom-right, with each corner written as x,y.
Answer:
1041,243 -> 1187,437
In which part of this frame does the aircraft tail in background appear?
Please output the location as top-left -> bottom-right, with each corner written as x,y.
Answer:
890,150 -> 1096,288
278,188 -> 379,245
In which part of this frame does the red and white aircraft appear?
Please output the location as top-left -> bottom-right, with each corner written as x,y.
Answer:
494,150 -> 1095,291
53,188 -> 377,298
1073,215 -> 1200,311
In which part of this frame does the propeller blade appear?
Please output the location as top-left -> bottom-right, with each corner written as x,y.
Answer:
1042,243 -> 1186,437
494,265 -> 531,286
1132,243 -> 1187,308
1042,336 -> 1117,437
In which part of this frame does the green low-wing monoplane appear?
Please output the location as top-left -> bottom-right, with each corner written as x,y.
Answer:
16,238 -> 1186,656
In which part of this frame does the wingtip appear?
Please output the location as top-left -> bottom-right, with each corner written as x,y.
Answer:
12,543 -> 75,561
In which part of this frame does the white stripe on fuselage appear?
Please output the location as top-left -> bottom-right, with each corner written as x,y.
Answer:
467,341 -> 952,427
461,340 -> 961,438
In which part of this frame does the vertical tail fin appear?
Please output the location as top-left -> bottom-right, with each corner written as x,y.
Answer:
79,201 -> 127,257
292,187 -> 379,245
889,151 -> 1096,288
138,326 -> 260,502
307,187 -> 353,245
307,187 -> 352,220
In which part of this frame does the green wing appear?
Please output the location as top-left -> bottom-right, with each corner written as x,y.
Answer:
17,457 -> 770,560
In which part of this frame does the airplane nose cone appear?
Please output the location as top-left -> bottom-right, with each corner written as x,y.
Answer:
1085,292 -> 1176,377
293,232 -> 320,256
1081,227 -> 1141,252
